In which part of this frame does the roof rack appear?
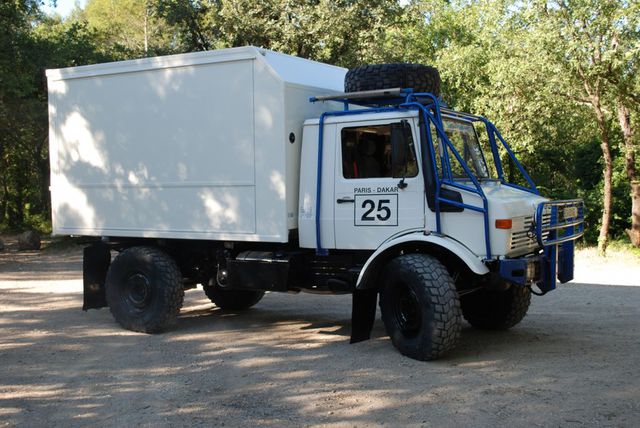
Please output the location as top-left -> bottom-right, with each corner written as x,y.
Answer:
310,87 -> 445,109
310,87 -> 405,103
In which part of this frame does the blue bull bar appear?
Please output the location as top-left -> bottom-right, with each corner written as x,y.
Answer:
500,199 -> 585,293
537,199 -> 585,290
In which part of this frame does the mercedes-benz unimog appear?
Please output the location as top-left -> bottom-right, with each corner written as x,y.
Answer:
46,46 -> 584,360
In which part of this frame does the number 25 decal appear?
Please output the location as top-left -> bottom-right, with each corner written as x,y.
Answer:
354,194 -> 398,226
361,199 -> 391,221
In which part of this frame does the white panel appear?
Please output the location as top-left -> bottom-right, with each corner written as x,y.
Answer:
54,60 -> 255,186
298,124 -> 336,249
262,50 -> 346,90
50,59 -> 258,237
53,185 -> 255,235
252,58 -> 288,241
283,85 -> 344,230
438,190 -> 486,255
436,183 -> 548,257
46,47 -> 257,81
47,46 -> 349,242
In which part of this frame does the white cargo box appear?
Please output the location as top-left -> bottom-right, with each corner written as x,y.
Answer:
46,46 -> 346,242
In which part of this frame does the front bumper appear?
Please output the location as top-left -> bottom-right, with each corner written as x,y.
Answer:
497,199 -> 584,294
498,241 -> 575,294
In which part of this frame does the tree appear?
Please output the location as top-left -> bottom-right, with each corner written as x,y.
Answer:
604,2 -> 640,246
401,0 -> 634,251
155,0 -> 405,67
0,1 -> 106,230
156,0 -> 213,51
534,0 -> 634,255
83,0 -> 177,57
0,1 -> 48,228
616,99 -> 639,246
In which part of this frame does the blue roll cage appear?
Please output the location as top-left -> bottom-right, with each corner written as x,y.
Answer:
310,89 -> 539,259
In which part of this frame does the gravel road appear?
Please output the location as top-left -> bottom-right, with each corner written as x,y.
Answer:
1,242 -> 639,427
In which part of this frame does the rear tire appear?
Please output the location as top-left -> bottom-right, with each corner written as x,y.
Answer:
379,254 -> 461,361
203,285 -> 265,310
345,63 -> 441,96
460,284 -> 531,330
105,246 -> 184,333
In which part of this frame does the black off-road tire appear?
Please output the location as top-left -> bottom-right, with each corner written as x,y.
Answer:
460,284 -> 531,330
105,246 -> 184,333
379,253 -> 461,361
345,63 -> 441,96
203,286 -> 265,310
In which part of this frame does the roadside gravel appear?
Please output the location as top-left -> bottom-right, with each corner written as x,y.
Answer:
0,240 -> 638,427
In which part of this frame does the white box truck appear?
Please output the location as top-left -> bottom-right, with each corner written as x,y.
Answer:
46,46 -> 584,360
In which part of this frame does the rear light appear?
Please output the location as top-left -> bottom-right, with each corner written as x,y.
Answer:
495,219 -> 513,229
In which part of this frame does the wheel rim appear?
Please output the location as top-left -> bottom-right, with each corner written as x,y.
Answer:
391,282 -> 422,338
125,273 -> 152,309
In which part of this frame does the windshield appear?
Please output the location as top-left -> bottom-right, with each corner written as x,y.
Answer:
432,117 -> 494,180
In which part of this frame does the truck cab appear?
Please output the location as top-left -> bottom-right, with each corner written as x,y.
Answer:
299,103 -> 556,256
293,88 -> 584,359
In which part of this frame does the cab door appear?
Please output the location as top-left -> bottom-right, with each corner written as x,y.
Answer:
334,118 -> 425,249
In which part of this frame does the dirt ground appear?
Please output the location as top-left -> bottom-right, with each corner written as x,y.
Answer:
0,237 -> 639,427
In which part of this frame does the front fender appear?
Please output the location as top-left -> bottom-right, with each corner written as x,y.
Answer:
356,232 -> 489,289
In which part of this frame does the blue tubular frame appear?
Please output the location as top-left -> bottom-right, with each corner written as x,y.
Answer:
309,89 -> 541,259
401,97 -> 493,257
488,123 -> 538,194
434,108 -> 539,194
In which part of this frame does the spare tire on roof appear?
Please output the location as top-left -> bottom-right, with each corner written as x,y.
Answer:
344,63 -> 441,97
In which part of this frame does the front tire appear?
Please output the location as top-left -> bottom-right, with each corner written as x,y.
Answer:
379,254 -> 461,361
460,284 -> 531,330
105,246 -> 184,333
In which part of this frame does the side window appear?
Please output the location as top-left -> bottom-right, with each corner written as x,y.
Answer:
341,123 -> 418,179
430,118 -> 492,179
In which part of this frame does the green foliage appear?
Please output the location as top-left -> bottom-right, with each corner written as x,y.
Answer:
83,0 -> 177,58
607,239 -> 640,259
399,0 -> 639,246
154,0 -> 405,67
1,0 -> 638,248
0,1 -> 106,232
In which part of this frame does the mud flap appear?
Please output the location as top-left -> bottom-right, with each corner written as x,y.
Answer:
350,289 -> 378,343
83,242 -> 111,310
557,241 -> 575,283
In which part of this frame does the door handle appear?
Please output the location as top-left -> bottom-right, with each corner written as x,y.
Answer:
336,197 -> 355,204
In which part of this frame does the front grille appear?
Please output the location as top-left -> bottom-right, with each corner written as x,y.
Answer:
509,214 -> 550,254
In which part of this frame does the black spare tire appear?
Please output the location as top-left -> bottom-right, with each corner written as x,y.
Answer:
345,63 -> 441,96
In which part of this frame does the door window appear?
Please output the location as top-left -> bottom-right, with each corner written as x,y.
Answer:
341,123 -> 418,179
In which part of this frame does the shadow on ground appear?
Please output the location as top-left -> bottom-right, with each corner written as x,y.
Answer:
1,277 -> 639,426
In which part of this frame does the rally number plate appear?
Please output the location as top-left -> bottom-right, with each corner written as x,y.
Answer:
354,194 -> 398,226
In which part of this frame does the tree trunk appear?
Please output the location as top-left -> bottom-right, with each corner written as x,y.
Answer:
617,100 -> 640,247
0,176 -> 7,223
629,181 -> 640,247
592,95 -> 612,255
144,2 -> 149,55
37,137 -> 51,218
